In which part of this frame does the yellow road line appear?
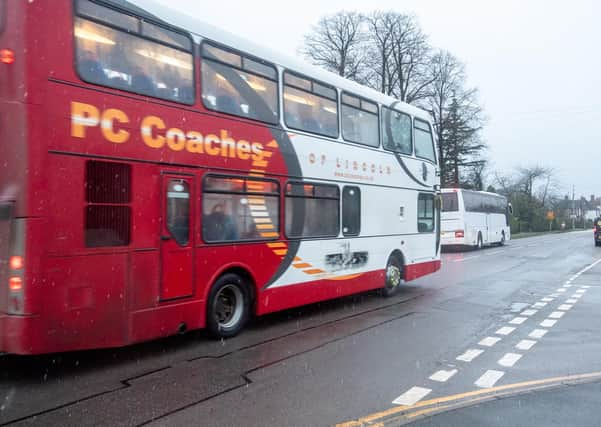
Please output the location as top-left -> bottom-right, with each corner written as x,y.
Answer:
336,371 -> 601,426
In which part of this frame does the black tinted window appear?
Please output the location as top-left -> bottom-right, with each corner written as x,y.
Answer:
342,186 -> 361,236
442,192 -> 459,212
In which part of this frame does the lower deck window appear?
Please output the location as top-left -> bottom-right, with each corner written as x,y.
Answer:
202,176 -> 279,242
285,182 -> 340,238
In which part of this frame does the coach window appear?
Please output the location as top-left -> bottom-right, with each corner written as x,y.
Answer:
414,119 -> 437,163
285,182 -> 340,238
74,0 -> 194,104
417,193 -> 435,233
84,161 -> 131,247
203,176 -> 280,242
342,186 -> 361,236
283,72 -> 339,138
341,93 -> 379,147
201,43 -> 279,124
381,107 -> 412,155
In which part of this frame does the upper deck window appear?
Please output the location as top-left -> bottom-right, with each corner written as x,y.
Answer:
283,72 -> 339,138
414,119 -> 437,163
381,106 -> 412,155
341,93 -> 379,147
201,42 -> 279,125
74,0 -> 194,104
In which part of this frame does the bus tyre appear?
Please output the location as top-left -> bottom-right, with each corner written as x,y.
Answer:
500,231 -> 506,246
383,254 -> 403,297
475,233 -> 483,250
206,273 -> 250,338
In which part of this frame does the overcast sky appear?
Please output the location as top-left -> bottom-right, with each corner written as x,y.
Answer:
156,0 -> 600,199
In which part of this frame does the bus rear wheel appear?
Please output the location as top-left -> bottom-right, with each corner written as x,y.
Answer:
475,233 -> 483,250
206,273 -> 250,338
499,231 -> 506,246
383,253 -> 403,297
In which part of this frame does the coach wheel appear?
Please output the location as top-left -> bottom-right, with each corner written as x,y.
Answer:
383,253 -> 403,297
500,231 -> 506,246
475,233 -> 483,250
206,273 -> 250,338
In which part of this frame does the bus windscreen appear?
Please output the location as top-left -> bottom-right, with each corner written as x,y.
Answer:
442,192 -> 458,212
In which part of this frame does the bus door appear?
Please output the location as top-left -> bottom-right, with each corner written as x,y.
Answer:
160,175 -> 194,300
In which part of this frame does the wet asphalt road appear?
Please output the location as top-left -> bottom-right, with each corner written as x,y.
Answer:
1,230 -> 600,426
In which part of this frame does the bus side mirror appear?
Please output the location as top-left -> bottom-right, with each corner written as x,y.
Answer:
508,203 -> 514,215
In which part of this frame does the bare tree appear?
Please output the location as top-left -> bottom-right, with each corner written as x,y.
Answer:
388,14 -> 434,103
301,11 -> 366,79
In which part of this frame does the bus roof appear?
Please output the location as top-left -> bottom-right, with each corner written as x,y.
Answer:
441,188 -> 506,199
121,0 -> 433,122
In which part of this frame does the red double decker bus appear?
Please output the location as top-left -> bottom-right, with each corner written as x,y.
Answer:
0,0 -> 441,354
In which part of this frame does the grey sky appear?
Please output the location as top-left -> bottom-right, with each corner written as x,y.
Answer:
156,0 -> 601,198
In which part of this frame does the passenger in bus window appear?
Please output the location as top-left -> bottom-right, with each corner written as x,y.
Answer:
299,105 -> 321,134
131,65 -> 155,95
78,50 -> 107,85
203,203 -> 239,242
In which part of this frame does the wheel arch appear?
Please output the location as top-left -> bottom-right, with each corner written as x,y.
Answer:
204,263 -> 258,313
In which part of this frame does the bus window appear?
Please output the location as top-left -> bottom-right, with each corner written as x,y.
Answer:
381,107 -> 412,155
202,175 -> 279,243
0,0 -> 5,34
418,193 -> 435,233
341,93 -> 379,147
285,182 -> 340,238
414,119 -> 436,163
166,180 -> 190,246
84,161 -> 131,248
201,43 -> 278,124
283,72 -> 338,138
442,192 -> 459,212
74,1 -> 194,104
342,186 -> 361,236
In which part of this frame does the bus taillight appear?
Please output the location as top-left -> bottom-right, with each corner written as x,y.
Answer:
455,230 -> 465,238
0,48 -> 15,64
9,255 -> 23,270
8,276 -> 22,291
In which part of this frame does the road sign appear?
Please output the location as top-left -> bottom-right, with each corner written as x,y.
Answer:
546,211 -> 555,221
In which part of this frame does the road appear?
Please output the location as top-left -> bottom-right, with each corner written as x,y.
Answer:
1,230 -> 600,426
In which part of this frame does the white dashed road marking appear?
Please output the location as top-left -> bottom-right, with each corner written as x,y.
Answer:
549,311 -> 565,319
540,319 -> 557,327
516,339 -> 537,351
475,370 -> 505,388
576,289 -> 586,294
457,349 -> 484,362
529,329 -> 548,339
571,294 -> 583,299
541,297 -> 554,302
509,317 -> 527,325
496,326 -> 516,336
429,369 -> 458,383
558,304 -> 573,311
555,288 -> 566,293
521,309 -> 538,316
533,302 -> 547,308
566,298 -> 578,304
498,353 -> 522,367
479,337 -> 501,347
392,386 -> 432,405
